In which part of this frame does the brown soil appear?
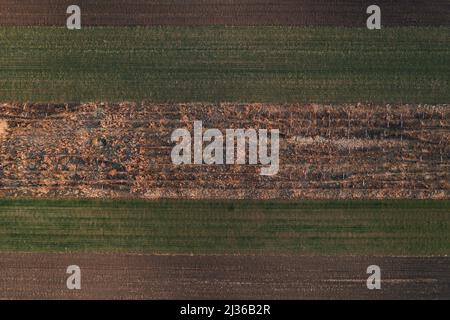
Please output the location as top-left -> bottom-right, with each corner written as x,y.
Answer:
0,103 -> 448,199
0,0 -> 448,26
0,253 -> 448,299
0,119 -> 7,138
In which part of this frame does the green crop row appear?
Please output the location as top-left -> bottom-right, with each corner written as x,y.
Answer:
0,199 -> 448,255
0,27 -> 448,103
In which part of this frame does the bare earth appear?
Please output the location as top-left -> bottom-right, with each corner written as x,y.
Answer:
0,0 -> 448,26
0,253 -> 448,299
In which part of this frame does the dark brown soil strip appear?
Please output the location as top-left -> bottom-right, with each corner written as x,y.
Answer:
0,0 -> 448,26
0,253 -> 448,299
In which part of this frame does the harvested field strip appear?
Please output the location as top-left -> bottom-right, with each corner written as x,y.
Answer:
0,27 -> 448,103
0,0 -> 448,27
0,103 -> 448,199
0,200 -> 448,255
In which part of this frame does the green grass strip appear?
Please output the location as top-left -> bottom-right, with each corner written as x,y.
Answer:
0,26 -> 448,103
0,199 -> 448,255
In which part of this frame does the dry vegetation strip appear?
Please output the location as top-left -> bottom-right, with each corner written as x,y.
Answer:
0,103 -> 448,199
